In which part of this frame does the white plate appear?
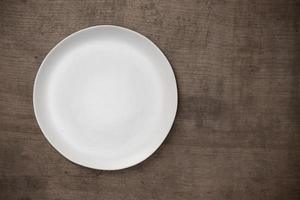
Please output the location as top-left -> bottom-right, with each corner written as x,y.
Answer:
33,25 -> 177,170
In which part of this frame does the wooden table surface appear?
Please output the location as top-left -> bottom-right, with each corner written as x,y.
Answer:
1,0 -> 299,199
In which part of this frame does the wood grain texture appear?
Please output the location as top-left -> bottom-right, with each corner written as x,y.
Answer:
0,0 -> 299,199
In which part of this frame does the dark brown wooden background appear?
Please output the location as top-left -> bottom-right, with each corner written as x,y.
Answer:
0,0 -> 299,199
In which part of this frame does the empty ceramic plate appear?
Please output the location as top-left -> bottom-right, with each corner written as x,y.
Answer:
33,25 -> 177,170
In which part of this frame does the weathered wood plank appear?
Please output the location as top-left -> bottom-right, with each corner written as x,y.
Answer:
0,0 -> 299,199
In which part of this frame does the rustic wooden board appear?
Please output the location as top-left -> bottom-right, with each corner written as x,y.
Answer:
0,0 -> 299,199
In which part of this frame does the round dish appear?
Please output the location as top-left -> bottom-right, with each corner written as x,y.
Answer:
33,25 -> 177,170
